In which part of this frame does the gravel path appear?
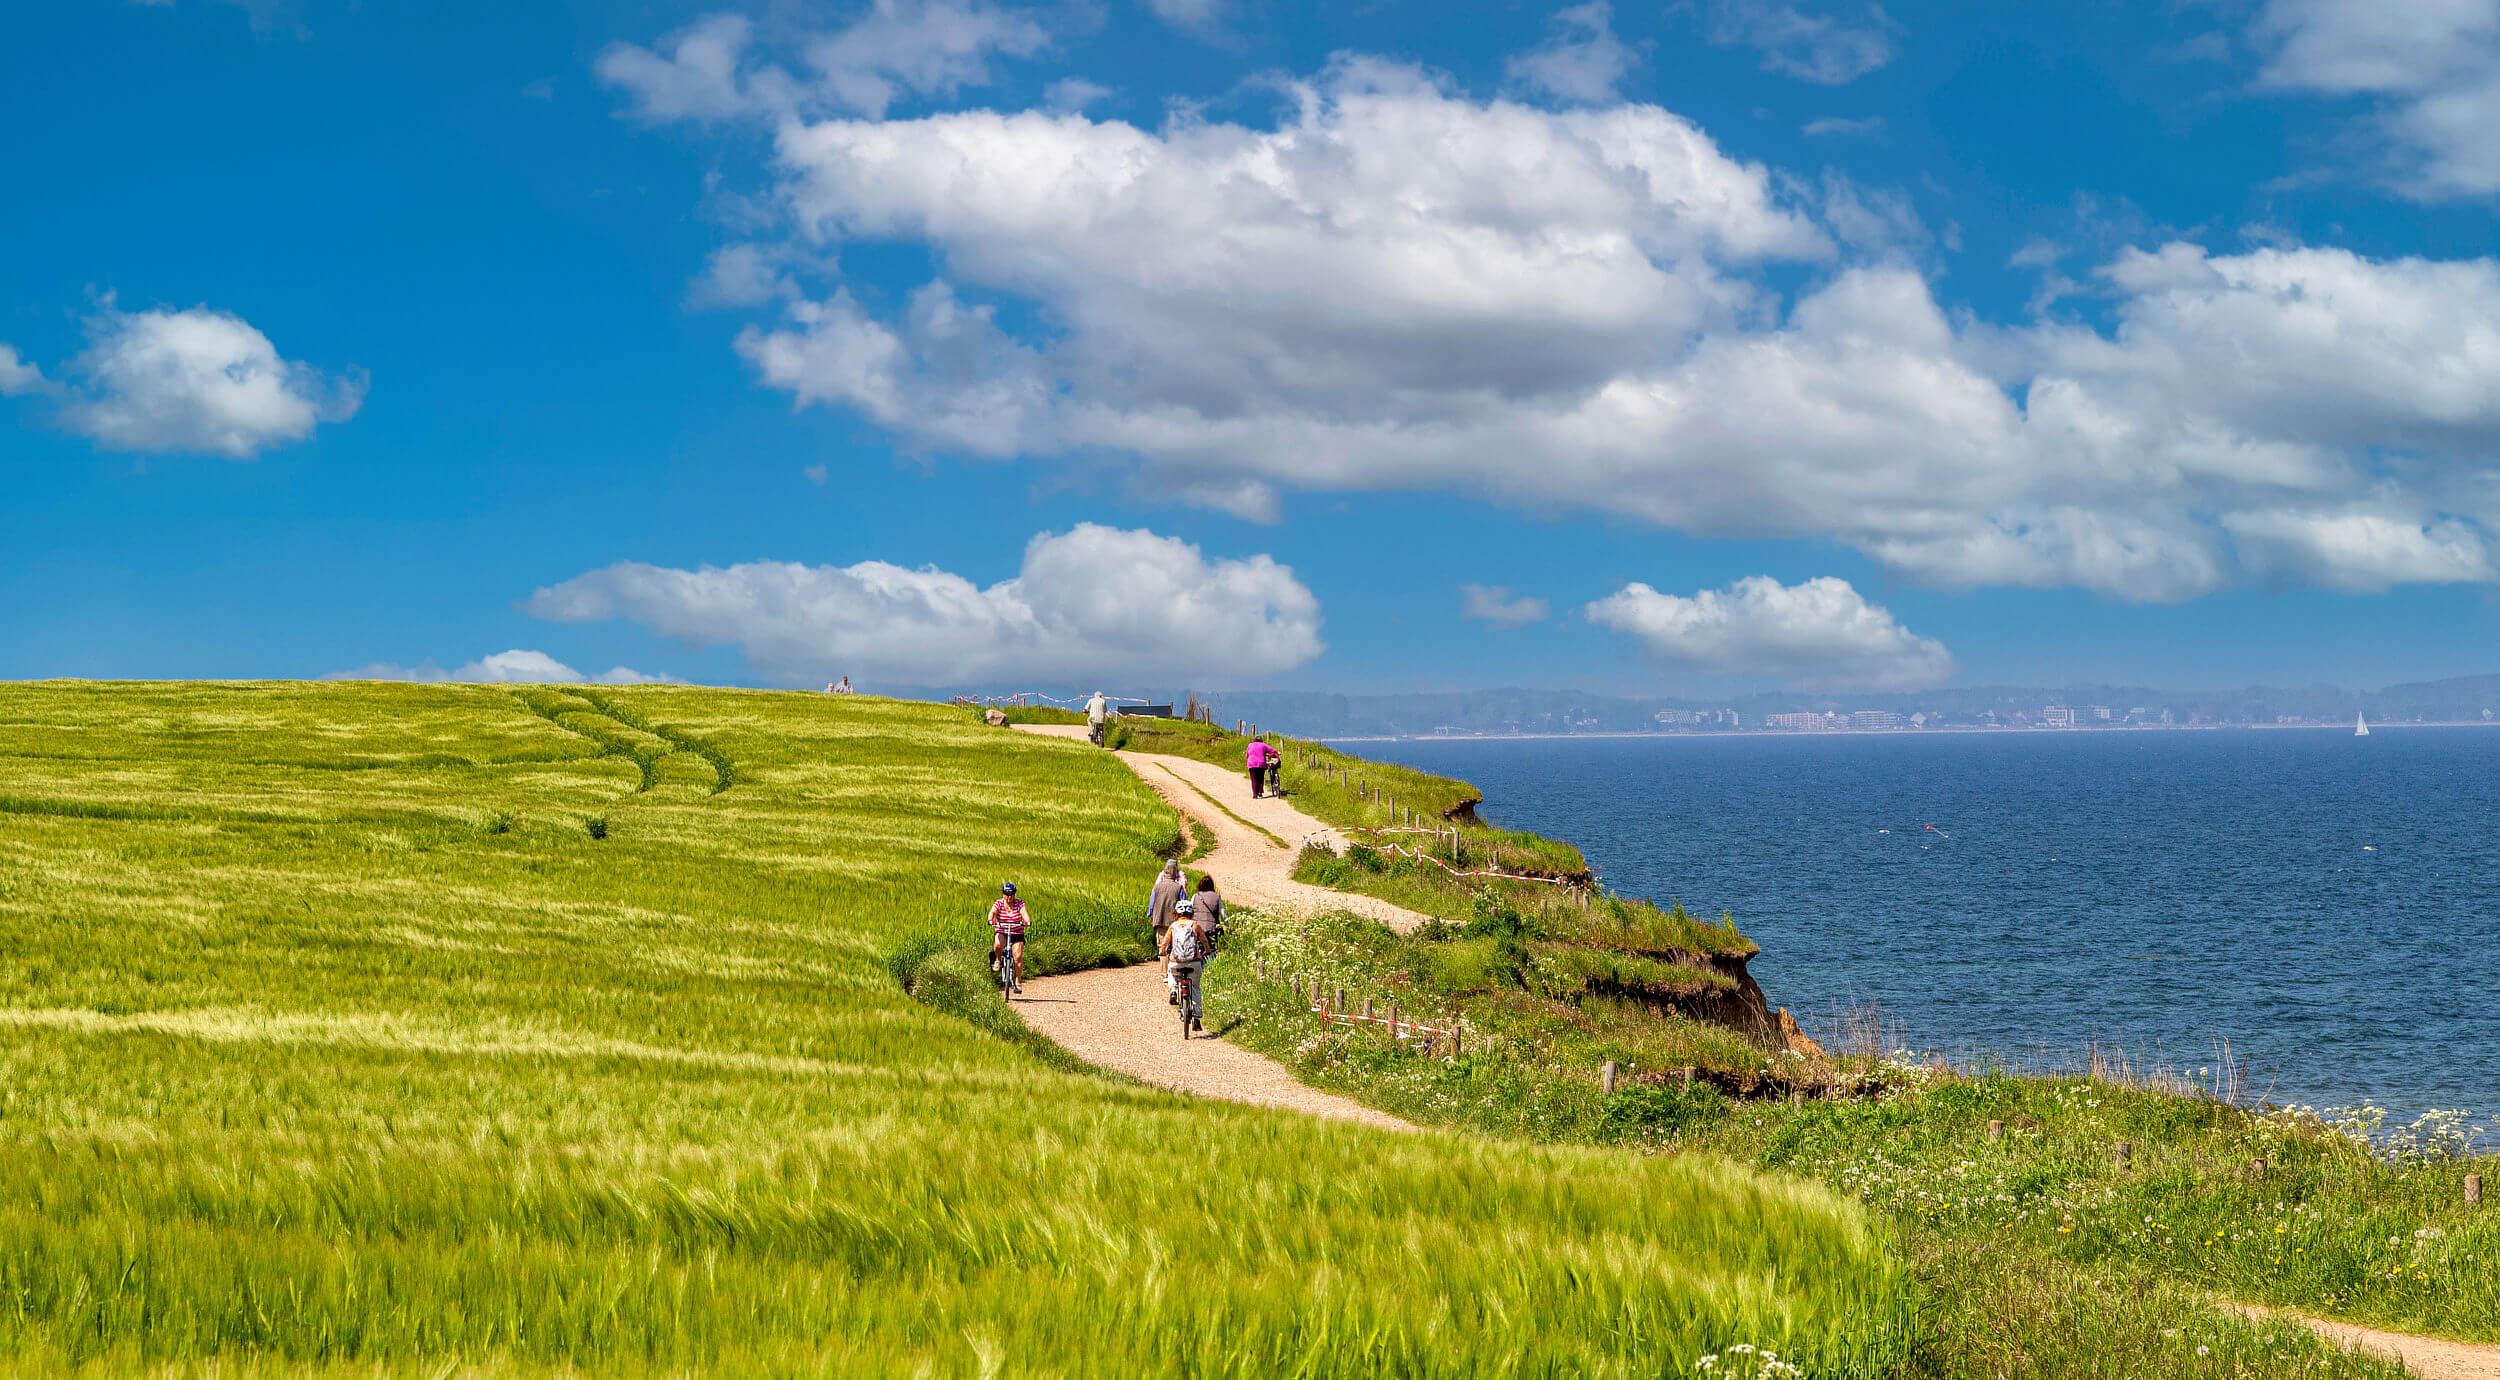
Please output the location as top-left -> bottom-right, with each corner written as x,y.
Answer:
1007,722 -> 2498,1375
1008,726 -> 2500,1377
1004,722 -> 1421,1130
1012,724 -> 1430,933
2225,1304 -> 2500,1380
1009,962 -> 1416,1131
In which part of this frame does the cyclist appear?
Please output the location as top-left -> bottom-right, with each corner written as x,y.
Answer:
987,883 -> 1030,994
1085,690 -> 1110,746
1168,895 -> 1209,1035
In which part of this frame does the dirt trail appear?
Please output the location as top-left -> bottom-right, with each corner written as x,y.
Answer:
2225,1304 -> 2500,1380
1007,962 -> 1415,1132
1009,721 -> 2500,1379
1012,724 -> 1429,933
1002,723 -> 1422,1132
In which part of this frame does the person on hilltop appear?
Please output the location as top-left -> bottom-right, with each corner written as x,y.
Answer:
1085,690 -> 1110,747
1146,859 -> 1186,1002
1246,734 -> 1273,798
829,677 -> 853,694
986,883 -> 1030,995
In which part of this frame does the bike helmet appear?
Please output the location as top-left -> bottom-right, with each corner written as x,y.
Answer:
1174,897 -> 1194,914
1001,882 -> 1017,895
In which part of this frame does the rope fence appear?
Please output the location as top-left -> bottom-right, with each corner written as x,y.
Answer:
1298,831 -> 1591,890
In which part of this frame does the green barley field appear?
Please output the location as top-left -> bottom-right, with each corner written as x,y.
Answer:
0,681 -> 1917,1376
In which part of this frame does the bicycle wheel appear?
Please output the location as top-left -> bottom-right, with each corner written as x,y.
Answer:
1179,973 -> 1192,1039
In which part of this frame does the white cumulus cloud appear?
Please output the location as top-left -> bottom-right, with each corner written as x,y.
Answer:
597,2 -> 1051,124
522,524 -> 1324,686
1704,0 -> 1902,85
617,39 -> 2500,603
1144,0 -> 1227,36
1585,575 -> 1954,689
0,346 -> 45,396
12,303 -> 363,458
327,651 -> 682,685
2253,0 -> 2500,198
1508,2 -> 1642,104
1459,584 -> 1551,629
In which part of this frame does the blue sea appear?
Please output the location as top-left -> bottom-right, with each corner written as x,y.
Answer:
1353,727 -> 2500,1128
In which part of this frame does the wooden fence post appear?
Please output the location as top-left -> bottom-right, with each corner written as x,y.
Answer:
1678,1067 -> 1695,1087
1333,984 -> 1344,1014
2114,1141 -> 2133,1171
2469,1174 -> 2484,1207
1363,996 -> 1374,1020
1601,1061 -> 1618,1094
1788,1088 -> 1803,1109
1389,1003 -> 1400,1042
1987,1119 -> 2004,1142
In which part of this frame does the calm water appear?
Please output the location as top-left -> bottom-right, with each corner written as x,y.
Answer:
1355,728 -> 2500,1124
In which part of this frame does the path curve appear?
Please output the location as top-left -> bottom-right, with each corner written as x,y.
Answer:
1008,963 -> 1416,1132
1013,724 -> 1430,933
1008,721 -> 2496,1376
2226,1303 -> 2500,1380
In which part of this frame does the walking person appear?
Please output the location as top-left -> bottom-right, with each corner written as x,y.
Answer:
1190,875 -> 1225,963
1145,859 -> 1186,1002
1245,734 -> 1272,798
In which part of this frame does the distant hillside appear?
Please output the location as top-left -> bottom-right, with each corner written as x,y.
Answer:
1169,674 -> 2500,738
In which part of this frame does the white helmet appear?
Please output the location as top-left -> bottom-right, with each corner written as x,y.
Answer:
1175,897 -> 1195,914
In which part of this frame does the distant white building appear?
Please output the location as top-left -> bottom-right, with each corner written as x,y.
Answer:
1851,710 -> 1900,730
2041,705 -> 2076,728
1654,708 -> 1695,725
1765,712 -> 1822,730
1723,710 -> 1741,728
2090,705 -> 2112,722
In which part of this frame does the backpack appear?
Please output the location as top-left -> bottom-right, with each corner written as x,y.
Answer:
1170,922 -> 1205,964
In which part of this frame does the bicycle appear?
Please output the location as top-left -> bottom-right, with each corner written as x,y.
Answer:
1088,720 -> 1107,747
994,933 -> 1023,998
1174,962 -> 1201,1038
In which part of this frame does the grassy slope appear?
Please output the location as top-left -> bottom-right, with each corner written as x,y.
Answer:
0,681 -> 1914,1376
1204,899 -> 2489,1376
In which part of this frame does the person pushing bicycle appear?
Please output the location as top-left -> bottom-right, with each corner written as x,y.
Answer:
988,883 -> 1030,994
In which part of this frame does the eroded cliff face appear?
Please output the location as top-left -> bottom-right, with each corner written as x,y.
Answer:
1632,949 -> 1837,1079
1678,949 -> 1776,1039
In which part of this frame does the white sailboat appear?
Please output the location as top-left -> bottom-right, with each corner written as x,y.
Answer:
2355,712 -> 2370,737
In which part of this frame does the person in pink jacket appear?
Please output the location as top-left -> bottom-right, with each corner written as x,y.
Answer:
1246,735 -> 1273,798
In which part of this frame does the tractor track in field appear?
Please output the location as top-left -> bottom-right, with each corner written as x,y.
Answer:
511,688 -> 735,798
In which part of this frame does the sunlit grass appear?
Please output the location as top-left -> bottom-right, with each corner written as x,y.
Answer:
0,681 -> 1913,1375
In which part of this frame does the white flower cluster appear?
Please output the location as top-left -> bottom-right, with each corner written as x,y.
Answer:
1693,1343 -> 1803,1378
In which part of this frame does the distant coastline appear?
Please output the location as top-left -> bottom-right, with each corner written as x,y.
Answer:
1317,720 -> 2500,743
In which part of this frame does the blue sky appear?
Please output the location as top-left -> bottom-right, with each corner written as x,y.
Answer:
6,0 -> 2500,696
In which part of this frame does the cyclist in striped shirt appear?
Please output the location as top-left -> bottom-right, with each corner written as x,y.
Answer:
988,883 -> 1030,994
